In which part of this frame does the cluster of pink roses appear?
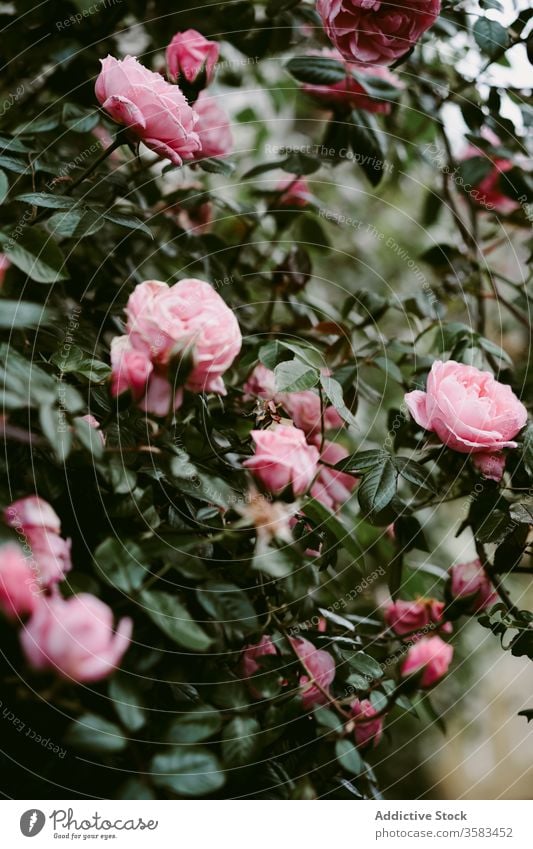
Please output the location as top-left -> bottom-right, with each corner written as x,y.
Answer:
243,363 -> 356,510
111,277 -> 242,416
95,29 -> 232,166
0,496 -> 131,683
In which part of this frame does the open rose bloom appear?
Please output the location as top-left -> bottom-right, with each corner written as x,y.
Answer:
95,55 -> 201,165
317,0 -> 441,66
405,361 -> 527,466
244,426 -> 320,496
385,598 -> 452,638
401,636 -> 453,688
193,93 -> 233,159
166,29 -> 219,85
448,559 -> 497,613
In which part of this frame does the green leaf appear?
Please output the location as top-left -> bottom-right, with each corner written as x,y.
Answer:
258,340 -> 292,370
274,359 -> 319,393
394,456 -> 437,494
62,103 -> 100,133
473,17 -> 508,57
335,449 -> 388,474
0,169 -> 8,204
320,373 -> 358,428
197,580 -> 259,635
303,498 -> 363,566
39,404 -> 72,461
287,55 -> 346,86
94,538 -> 147,593
72,416 -> 104,459
335,739 -> 363,775
358,458 -> 397,515
349,109 -> 386,187
0,301 -> 51,329
46,208 -> 104,239
0,227 -> 68,283
197,157 -> 235,176
109,675 -> 146,732
65,714 -> 126,753
16,193 -> 77,210
140,590 -> 213,651
222,716 -> 261,767
103,210 -> 152,237
252,545 -> 294,578
0,155 -> 28,174
344,650 -> 383,680
150,747 -> 225,797
164,705 -> 222,743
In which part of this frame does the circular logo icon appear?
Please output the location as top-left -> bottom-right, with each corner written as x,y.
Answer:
20,810 -> 46,837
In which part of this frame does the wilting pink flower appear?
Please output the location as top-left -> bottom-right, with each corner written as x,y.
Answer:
0,544 -> 39,620
405,361 -> 527,455
0,254 -> 11,286
236,491 -> 296,552
240,635 -> 278,697
385,598 -> 451,637
317,0 -> 441,66
350,698 -> 383,748
244,426 -> 320,496
472,451 -> 506,482
95,55 -> 201,166
302,48 -> 402,114
311,440 -> 357,510
20,594 -> 132,683
290,636 -> 336,709
276,176 -> 312,209
193,93 -> 233,159
166,29 -> 219,85
448,559 -> 497,613
401,636 -> 453,688
4,496 -> 72,587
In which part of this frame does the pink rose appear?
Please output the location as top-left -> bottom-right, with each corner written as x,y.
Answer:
448,559 -> 497,613
472,451 -> 506,482
243,426 -> 320,496
111,336 -> 154,397
193,93 -> 233,159
0,544 -> 39,620
243,364 -> 278,400
385,598 -> 451,637
311,440 -> 357,510
317,0 -> 441,66
303,48 -> 402,114
240,635 -> 278,697
350,698 -> 383,748
166,29 -> 219,86
20,594 -> 132,683
281,391 -> 343,438
401,636 -> 453,688
0,253 -> 11,286
405,360 -> 527,454
123,278 -> 242,395
4,496 -> 72,587
95,55 -> 201,166
276,176 -> 312,209
290,636 -> 336,709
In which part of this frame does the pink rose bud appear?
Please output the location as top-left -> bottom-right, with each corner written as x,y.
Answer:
166,29 -> 219,86
240,635 -> 278,697
405,360 -> 527,455
95,55 -> 201,166
4,496 -> 72,588
193,93 -> 233,159
302,48 -> 402,114
0,253 -> 11,286
5,495 -> 61,534
290,636 -> 336,709
385,598 -> 451,637
243,426 -> 320,496
448,559 -> 497,613
401,636 -> 453,688
0,543 -> 39,620
472,451 -> 506,482
110,336 -> 154,399
276,176 -> 312,209
20,594 -> 132,683
317,0 -> 441,66
350,698 -> 383,749
310,440 -> 357,511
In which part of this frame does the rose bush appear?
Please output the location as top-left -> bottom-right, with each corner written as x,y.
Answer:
0,0 -> 531,803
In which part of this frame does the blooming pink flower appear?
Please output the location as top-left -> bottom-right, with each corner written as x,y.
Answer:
276,176 -> 312,209
385,598 -> 451,637
281,391 -> 343,438
243,426 -> 320,496
193,93 -> 233,159
405,360 -> 527,455
401,636 -> 453,688
350,698 -> 383,748
20,594 -> 132,683
303,48 -> 402,114
166,29 -> 219,85
448,559 -> 497,613
4,496 -> 72,587
0,253 -> 11,286
310,440 -> 357,510
95,55 -> 201,166
240,635 -> 278,697
290,636 -> 336,709
111,334 -> 183,417
243,364 -> 278,400
123,278 -> 242,395
0,543 -> 39,620
317,0 -> 441,66
472,451 -> 506,482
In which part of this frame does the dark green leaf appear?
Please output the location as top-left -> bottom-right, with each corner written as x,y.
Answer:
0,227 -> 68,283
221,716 -> 261,766
335,739 -> 363,775
274,358 -> 318,393
65,714 -> 126,753
150,747 -> 225,797
164,705 -> 222,743
110,675 -> 146,732
140,590 -> 213,651
287,55 -> 346,86
358,458 -> 398,514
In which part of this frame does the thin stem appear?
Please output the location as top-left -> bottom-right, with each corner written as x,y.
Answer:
65,135 -> 125,195
476,541 -> 521,618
